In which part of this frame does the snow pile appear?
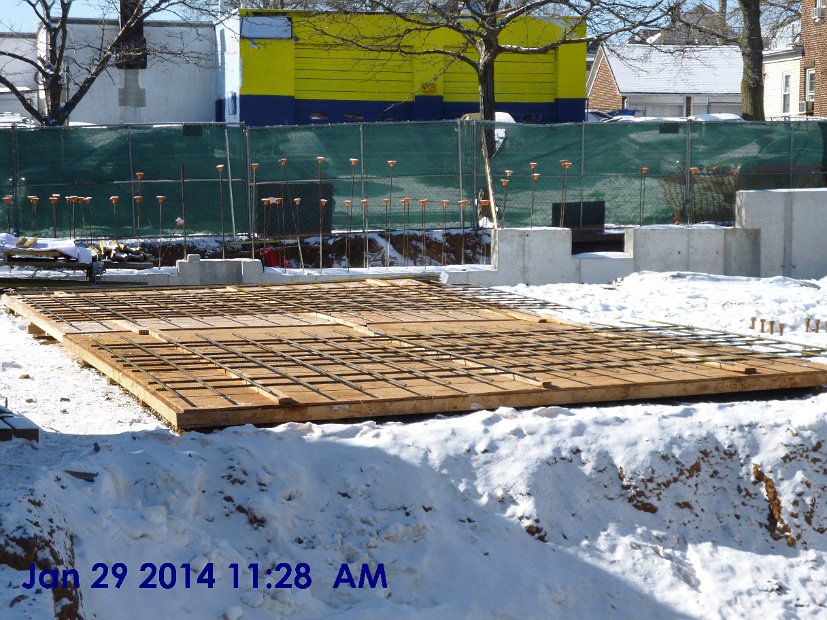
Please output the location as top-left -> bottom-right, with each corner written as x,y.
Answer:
2,272 -> 827,618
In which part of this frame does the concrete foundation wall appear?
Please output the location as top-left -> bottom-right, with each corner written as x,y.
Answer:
97,188 -> 827,288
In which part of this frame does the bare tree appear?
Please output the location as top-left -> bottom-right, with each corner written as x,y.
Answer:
304,1 -> 683,130
668,0 -> 801,120
0,0 -> 216,126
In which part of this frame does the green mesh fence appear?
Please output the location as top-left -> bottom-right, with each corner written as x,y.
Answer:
0,120 -> 825,240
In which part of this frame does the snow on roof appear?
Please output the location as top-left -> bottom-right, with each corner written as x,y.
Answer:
603,44 -> 743,95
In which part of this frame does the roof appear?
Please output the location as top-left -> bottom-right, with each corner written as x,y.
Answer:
599,44 -> 743,95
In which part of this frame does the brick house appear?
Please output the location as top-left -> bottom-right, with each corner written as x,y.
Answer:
800,0 -> 826,116
586,44 -> 742,117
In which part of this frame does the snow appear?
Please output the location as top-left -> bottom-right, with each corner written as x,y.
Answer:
603,44 -> 743,95
3,271 -> 827,618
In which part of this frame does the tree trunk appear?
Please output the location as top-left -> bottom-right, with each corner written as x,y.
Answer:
478,41 -> 497,159
738,0 -> 764,121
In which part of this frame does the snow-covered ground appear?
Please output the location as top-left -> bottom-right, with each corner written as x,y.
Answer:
2,272 -> 827,619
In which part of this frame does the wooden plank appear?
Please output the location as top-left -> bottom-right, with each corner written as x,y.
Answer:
9,280 -> 827,431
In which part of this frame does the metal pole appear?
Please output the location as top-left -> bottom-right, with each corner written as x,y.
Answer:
316,155 -> 325,273
250,162 -> 259,258
217,164 -> 226,259
224,124 -> 237,238
128,125 -> 136,235
386,160 -> 396,268
579,122 -> 585,222
180,163 -> 187,259
684,122 -> 692,224
10,124 -> 19,235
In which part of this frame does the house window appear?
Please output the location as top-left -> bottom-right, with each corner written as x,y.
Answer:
806,69 -> 816,102
782,72 -> 791,114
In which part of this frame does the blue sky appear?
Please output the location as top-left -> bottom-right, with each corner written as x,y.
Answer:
4,1 -> 106,32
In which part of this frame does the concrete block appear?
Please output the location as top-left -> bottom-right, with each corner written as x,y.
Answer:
723,228 -> 760,276
737,188 -> 827,278
578,253 -> 634,284
789,189 -> 827,279
241,260 -> 264,285
736,190 -> 786,277
491,228 -> 526,283
101,270 -> 172,286
687,227 -> 726,274
176,257 -> 201,285
627,227 -> 690,272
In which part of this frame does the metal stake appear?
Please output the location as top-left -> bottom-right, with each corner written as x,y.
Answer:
2,195 -> 11,233
639,167 -> 648,226
419,199 -> 427,269
216,164 -> 226,259
441,199 -> 448,266
156,195 -> 166,269
559,160 -> 571,227
250,162 -> 260,259
316,156 -> 325,272
49,195 -> 58,237
459,199 -> 469,265
529,162 -> 539,227
386,160 -> 396,267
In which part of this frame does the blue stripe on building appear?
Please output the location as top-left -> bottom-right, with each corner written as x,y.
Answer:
231,95 -> 586,126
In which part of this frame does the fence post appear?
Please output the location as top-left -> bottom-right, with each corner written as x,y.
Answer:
243,123 -> 253,244
10,124 -> 19,235
224,123 -> 237,238
127,125 -> 136,235
789,120 -> 794,188
457,118 -> 463,208
471,120 -> 477,228
359,123 -> 365,224
579,122 -> 585,227
683,121 -> 692,224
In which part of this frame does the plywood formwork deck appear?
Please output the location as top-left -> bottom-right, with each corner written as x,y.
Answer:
5,279 -> 827,430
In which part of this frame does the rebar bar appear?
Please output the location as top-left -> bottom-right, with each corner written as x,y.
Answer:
216,164 -> 226,259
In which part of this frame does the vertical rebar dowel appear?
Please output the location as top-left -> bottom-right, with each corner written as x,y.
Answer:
216,164 -> 226,259
501,169 -> 513,228
419,199 -> 428,269
83,197 -> 92,245
349,158 -> 358,272
135,172 -> 144,232
28,195 -> 38,235
49,195 -> 58,237
316,156 -> 325,272
260,198 -> 269,250
273,197 -> 284,271
459,199 -> 469,265
361,198 -> 369,269
345,199 -> 352,272
529,162 -> 538,227
639,167 -> 648,226
263,197 -> 272,244
441,199 -> 448,266
401,198 -> 411,267
67,196 -> 75,239
479,199 -> 491,263
559,160 -> 571,227
386,160 -> 396,267
250,162 -> 260,259
180,164 -> 187,257
2,195 -> 11,233
293,197 -> 305,271
688,167 -> 699,225
156,195 -> 166,269
281,158 -> 303,271
319,199 -> 327,272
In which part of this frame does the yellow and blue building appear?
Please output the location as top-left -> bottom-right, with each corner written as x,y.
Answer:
215,10 -> 586,125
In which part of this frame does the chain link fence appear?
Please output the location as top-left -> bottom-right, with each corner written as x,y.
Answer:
0,120 -> 825,240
